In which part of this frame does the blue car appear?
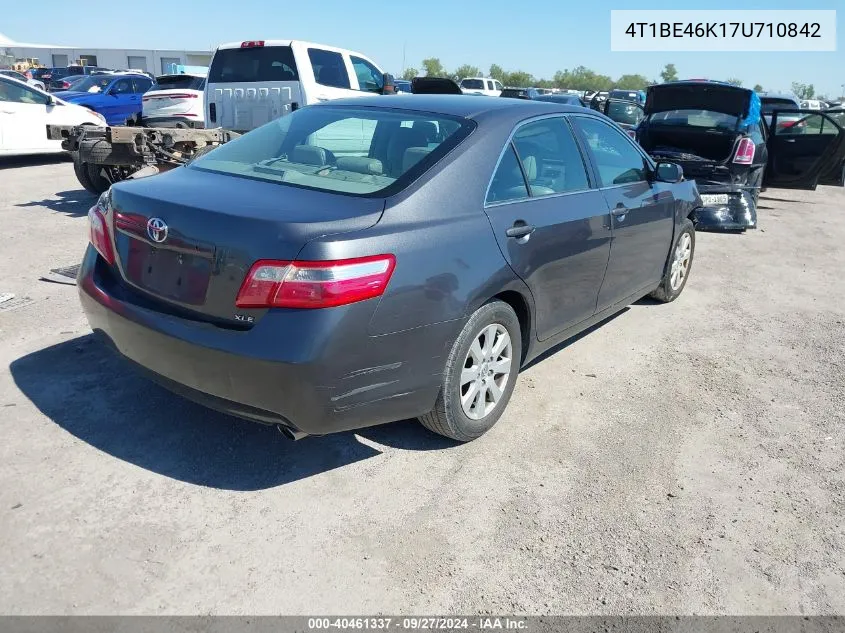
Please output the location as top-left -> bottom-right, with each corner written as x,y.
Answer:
53,73 -> 155,125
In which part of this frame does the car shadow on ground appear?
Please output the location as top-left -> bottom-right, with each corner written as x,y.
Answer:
522,308 -> 628,371
9,335 -> 457,491
0,154 -> 73,169
16,189 -> 96,218
759,195 -> 811,204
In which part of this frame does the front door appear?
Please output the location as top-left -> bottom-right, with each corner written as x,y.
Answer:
0,77 -> 50,152
570,115 -> 675,312
102,77 -> 135,124
484,116 -> 612,341
765,110 -> 845,189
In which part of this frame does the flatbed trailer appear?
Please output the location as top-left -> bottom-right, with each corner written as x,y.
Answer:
46,124 -> 241,194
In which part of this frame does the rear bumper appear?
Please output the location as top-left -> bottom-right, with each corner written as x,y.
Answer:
691,183 -> 757,231
78,247 -> 454,435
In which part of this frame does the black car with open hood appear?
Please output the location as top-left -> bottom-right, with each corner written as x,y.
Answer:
635,80 -> 845,231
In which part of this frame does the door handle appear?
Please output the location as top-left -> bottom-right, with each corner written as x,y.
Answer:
611,205 -> 629,217
506,223 -> 535,238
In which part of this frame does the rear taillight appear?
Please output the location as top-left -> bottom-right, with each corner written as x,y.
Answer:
61,81 -> 70,89
733,138 -> 756,165
88,192 -> 114,264
236,255 -> 396,309
241,40 -> 265,48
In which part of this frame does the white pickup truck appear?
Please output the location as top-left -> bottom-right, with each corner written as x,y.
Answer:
50,39 -> 396,193
205,39 -> 391,133
458,77 -> 502,97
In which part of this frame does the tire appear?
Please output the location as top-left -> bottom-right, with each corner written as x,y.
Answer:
74,161 -> 111,195
419,300 -> 522,441
650,219 -> 695,303
78,138 -> 121,166
73,159 -> 101,195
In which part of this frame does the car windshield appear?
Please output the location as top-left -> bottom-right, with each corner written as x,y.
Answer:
190,106 -> 474,196
461,79 -> 484,89
154,75 -> 206,90
605,100 -> 645,125
648,109 -> 738,129
71,76 -> 115,93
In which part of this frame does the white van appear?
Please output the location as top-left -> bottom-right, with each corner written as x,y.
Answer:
458,77 -> 502,97
205,40 -> 389,133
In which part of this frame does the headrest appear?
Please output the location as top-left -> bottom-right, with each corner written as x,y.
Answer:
336,156 -> 384,175
403,146 -> 433,172
291,145 -> 327,166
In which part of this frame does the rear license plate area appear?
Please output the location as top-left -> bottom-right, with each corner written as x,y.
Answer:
125,239 -> 211,305
700,194 -> 729,206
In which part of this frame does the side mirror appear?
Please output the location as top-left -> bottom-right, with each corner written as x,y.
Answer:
655,162 -> 683,183
380,73 -> 396,95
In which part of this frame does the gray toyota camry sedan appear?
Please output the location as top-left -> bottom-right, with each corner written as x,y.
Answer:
79,95 -> 701,442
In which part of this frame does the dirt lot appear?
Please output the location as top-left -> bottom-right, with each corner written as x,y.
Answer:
0,156 -> 843,615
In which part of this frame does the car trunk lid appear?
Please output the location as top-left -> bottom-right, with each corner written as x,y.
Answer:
142,89 -> 202,116
108,167 -> 384,325
645,82 -> 753,119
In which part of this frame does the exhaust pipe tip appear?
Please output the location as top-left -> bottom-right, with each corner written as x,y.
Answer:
277,424 -> 308,441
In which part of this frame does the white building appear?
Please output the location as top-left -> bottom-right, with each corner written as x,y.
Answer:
0,32 -> 212,75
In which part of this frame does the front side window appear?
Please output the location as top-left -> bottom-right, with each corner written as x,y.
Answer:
110,79 -> 133,95
511,118 -> 589,195
308,48 -> 351,89
191,106 -> 473,196
0,78 -> 49,105
494,81 -> 503,91
573,116 -> 648,186
350,56 -> 383,93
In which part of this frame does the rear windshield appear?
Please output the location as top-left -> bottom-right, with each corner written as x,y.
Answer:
648,109 -> 738,129
761,98 -> 798,114
208,46 -> 299,83
610,90 -> 639,101
190,106 -> 474,196
501,89 -> 526,98
155,75 -> 206,90
461,79 -> 484,89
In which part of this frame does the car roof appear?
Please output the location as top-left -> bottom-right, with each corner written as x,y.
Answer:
313,94 -> 594,120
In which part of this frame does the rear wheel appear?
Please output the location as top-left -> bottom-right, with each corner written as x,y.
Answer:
650,219 -> 695,303
419,300 -> 521,441
73,158 -> 100,194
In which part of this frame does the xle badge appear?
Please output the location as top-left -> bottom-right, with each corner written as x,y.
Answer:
234,314 -> 255,323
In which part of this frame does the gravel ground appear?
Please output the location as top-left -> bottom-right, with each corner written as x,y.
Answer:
0,157 -> 843,615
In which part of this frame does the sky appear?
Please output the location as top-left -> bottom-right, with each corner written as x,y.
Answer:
3,0 -> 843,97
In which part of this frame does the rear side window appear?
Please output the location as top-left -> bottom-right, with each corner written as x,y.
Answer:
487,144 -> 529,203
461,79 -> 484,90
573,117 -> 648,186
512,118 -> 589,195
308,48 -> 351,89
132,77 -> 153,93
208,46 -> 299,83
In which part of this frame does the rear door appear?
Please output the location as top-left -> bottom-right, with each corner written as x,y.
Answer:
102,77 -> 135,123
570,115 -> 674,311
205,43 -> 303,132
306,47 -> 356,102
484,116 -> 612,341
764,110 -> 845,189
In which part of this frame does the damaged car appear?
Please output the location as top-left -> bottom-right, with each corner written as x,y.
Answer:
634,81 -> 845,231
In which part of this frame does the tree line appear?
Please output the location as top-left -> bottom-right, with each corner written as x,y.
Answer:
400,60 -> 829,100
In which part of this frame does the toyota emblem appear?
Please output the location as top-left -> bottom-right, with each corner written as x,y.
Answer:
146,217 -> 168,243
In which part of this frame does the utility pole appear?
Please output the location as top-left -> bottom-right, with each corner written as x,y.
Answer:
401,41 -> 406,76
